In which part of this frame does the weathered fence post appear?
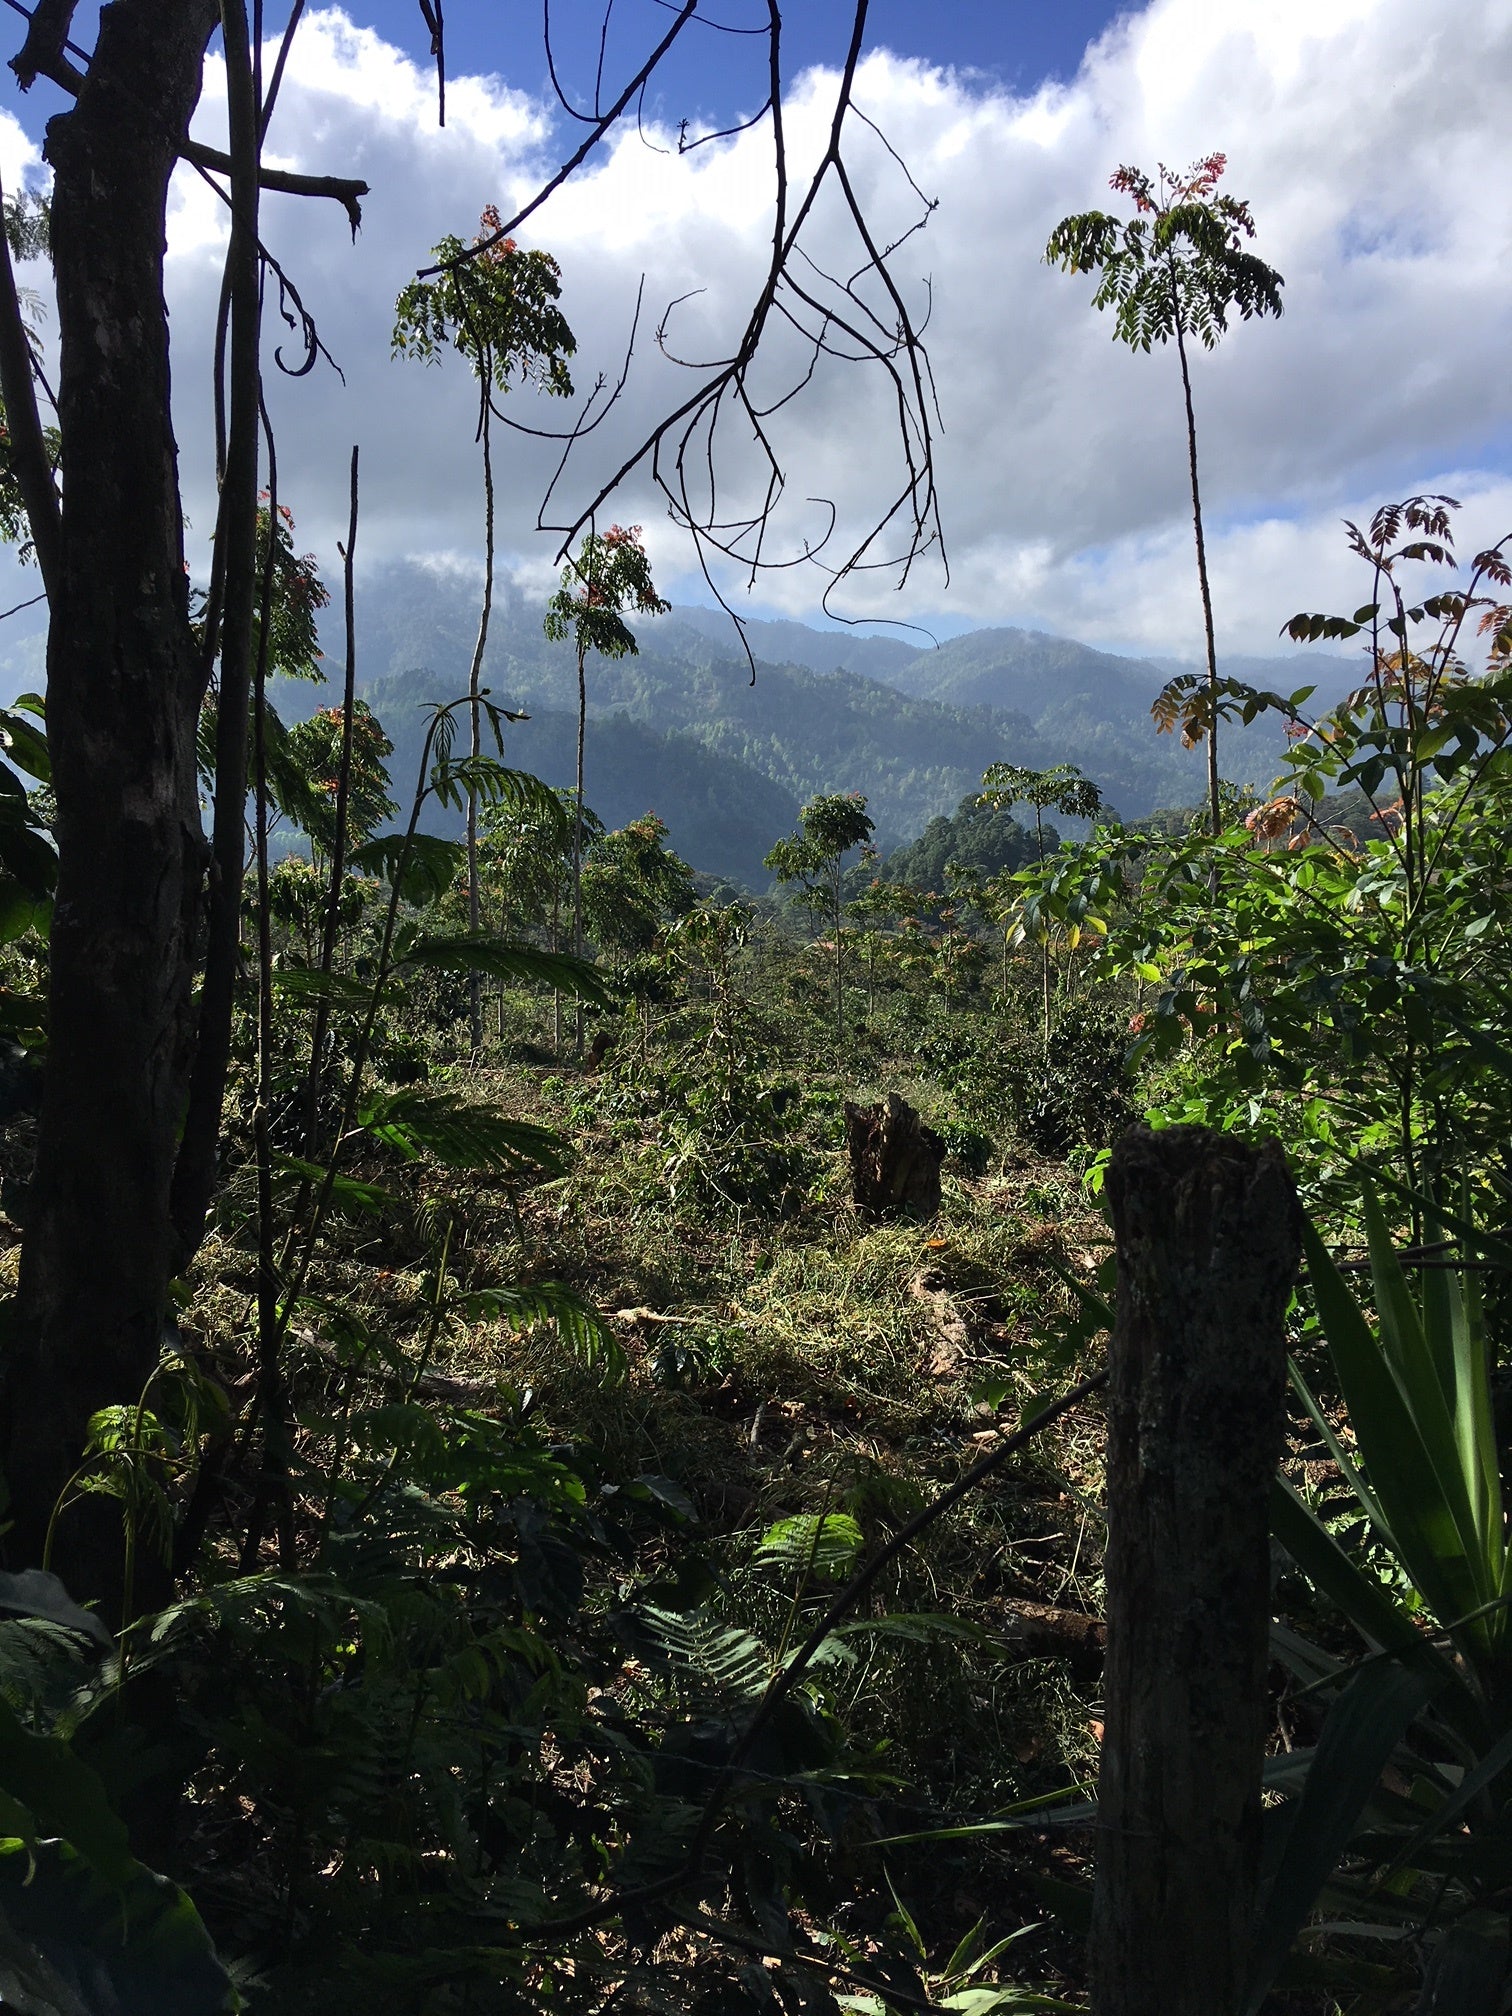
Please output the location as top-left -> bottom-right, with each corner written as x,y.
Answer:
1090,1125 -> 1301,2016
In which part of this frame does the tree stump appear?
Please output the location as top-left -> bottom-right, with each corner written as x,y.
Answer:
843,1093 -> 944,1217
1090,1125 -> 1301,2016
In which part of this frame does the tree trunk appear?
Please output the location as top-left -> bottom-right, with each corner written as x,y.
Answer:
844,1093 -> 944,1218
2,0 -> 220,1613
1173,312 -> 1222,837
465,385 -> 494,1052
1090,1125 -> 1301,2016
573,640 -> 587,1057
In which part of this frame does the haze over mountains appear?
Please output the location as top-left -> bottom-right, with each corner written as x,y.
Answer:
326,562 -> 1355,883
350,566 -> 1355,879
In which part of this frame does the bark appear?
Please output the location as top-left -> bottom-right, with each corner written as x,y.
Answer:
2,0 -> 220,1614
169,0 -> 262,1262
1089,1125 -> 1301,2016
844,1093 -> 944,1218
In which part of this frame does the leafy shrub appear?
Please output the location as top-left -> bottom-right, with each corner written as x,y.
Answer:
1004,1007 -> 1135,1157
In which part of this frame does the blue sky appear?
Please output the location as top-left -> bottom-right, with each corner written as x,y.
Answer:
2,3 -> 1132,150
343,2 -> 1131,117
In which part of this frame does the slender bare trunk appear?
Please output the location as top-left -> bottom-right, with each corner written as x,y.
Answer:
465,386 -> 494,1052
573,638 -> 587,1056
169,0 -> 262,1262
1173,312 -> 1222,836
0,170 -> 60,594
302,445 -> 360,1158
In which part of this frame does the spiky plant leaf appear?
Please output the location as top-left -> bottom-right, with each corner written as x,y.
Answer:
755,1513 -> 864,1583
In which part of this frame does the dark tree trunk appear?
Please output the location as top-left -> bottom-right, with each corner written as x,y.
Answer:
1,0 -> 220,1613
1090,1124 -> 1301,2016
844,1093 -> 944,1218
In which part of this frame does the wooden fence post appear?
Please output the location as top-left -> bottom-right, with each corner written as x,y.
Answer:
1090,1125 -> 1301,2016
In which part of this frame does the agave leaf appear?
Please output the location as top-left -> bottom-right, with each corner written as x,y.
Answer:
1302,1218 -> 1484,1637
1244,1654 -> 1442,2016
1287,1359 -> 1393,1550
1386,1724 -> 1512,1884
1359,1196 -> 1485,1604
1412,1924 -> 1509,2015
1269,1478 -> 1449,1672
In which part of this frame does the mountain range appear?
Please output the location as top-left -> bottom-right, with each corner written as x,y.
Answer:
306,561 -> 1357,883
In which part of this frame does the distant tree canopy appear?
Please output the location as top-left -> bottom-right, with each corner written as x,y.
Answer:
884,792 -> 1040,893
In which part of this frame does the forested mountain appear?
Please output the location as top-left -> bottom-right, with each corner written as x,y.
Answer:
302,561 -> 1355,881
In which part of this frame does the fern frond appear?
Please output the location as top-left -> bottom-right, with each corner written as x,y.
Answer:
458,1281 -> 622,1374
754,1512 -> 864,1584
356,1088 -> 574,1177
634,1605 -> 772,1710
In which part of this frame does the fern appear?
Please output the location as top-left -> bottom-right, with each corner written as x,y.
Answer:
635,1605 -> 773,1711
0,1615 -> 97,1711
457,1281 -> 622,1374
356,1087 -> 574,1177
754,1512 -> 864,1584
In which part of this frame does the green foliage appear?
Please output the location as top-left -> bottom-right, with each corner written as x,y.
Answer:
0,694 -> 54,946
886,793 -> 1039,892
392,209 -> 575,399
544,525 -> 671,665
766,792 -> 877,1045
1044,153 -> 1284,356
280,700 -> 397,854
1257,1199 -> 1512,2005
0,1583 -> 237,2015
979,762 -> 1104,856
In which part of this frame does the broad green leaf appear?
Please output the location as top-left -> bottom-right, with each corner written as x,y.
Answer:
0,1571 -> 111,1651
0,1837 -> 238,2016
400,931 -> 608,1002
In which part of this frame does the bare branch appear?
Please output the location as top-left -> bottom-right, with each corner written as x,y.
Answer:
6,0 -> 80,91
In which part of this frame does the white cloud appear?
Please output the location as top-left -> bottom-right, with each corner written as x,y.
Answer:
10,0 -> 1510,664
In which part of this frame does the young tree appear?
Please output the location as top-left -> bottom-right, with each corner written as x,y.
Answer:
980,761 -> 1105,1052
279,700 -> 397,864
582,813 -> 696,975
543,526 -> 669,1049
1046,156 -> 1283,834
394,212 -> 576,1047
764,791 -> 875,1046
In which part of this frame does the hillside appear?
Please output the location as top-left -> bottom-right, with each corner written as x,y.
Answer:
296,563 -> 1354,883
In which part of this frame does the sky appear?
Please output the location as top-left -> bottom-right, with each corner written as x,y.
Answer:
2,0 -> 1510,679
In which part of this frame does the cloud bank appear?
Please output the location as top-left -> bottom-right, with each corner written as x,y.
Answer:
5,0 -> 1510,663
